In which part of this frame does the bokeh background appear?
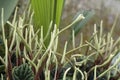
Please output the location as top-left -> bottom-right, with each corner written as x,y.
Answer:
60,0 -> 120,49
18,0 -> 120,50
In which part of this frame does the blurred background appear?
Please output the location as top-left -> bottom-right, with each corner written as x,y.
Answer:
18,0 -> 120,49
60,0 -> 120,48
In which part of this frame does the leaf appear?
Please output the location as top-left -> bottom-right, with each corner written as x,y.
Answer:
72,10 -> 95,36
30,0 -> 64,46
12,63 -> 34,80
55,0 -> 64,27
31,0 -> 64,29
0,0 -> 18,27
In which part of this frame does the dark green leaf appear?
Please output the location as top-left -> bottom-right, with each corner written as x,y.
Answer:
72,10 -> 95,36
12,63 -> 34,80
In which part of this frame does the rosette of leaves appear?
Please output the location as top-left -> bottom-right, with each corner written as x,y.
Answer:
12,63 -> 34,80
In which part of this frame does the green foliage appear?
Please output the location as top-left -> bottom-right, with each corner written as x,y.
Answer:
72,10 -> 95,36
31,0 -> 64,28
0,0 -> 19,63
12,63 -> 34,80
0,0 -> 18,27
31,0 -> 64,45
0,1 -> 120,80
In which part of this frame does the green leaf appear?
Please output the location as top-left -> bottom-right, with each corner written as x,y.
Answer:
31,0 -> 64,29
72,10 -> 95,36
55,0 -> 64,27
31,0 -> 64,46
0,0 -> 18,27
12,63 -> 34,80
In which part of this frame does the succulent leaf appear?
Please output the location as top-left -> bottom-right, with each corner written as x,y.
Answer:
12,63 -> 34,80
